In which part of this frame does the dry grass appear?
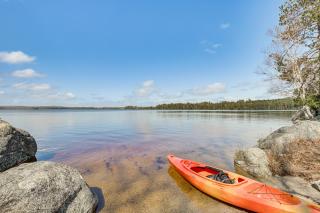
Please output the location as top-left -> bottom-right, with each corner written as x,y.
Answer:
267,139 -> 320,181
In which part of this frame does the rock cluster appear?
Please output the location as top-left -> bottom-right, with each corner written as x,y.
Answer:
235,121 -> 320,178
234,120 -> 320,204
0,119 -> 98,213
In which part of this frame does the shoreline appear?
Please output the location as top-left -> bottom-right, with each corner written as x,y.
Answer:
0,107 -> 297,112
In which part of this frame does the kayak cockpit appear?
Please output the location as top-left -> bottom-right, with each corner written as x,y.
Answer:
189,165 -> 246,184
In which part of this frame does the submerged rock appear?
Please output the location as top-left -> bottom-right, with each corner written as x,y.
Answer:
291,106 -> 317,123
234,147 -> 272,178
0,119 -> 37,172
0,161 -> 97,213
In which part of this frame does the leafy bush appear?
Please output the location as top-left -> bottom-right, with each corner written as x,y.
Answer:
305,95 -> 320,112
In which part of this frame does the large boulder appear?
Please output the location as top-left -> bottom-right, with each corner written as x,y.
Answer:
255,121 -> 320,181
0,119 -> 37,172
291,106 -> 316,123
258,121 -> 320,156
0,161 -> 97,213
234,147 -> 272,178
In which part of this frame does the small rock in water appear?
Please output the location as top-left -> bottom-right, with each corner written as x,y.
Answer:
154,156 -> 166,170
155,156 -> 166,165
105,160 -> 113,172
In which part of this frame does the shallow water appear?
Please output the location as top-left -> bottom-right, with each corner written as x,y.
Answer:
0,110 -> 293,212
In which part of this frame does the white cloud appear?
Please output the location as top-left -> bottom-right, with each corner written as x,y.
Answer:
211,43 -> 222,48
48,92 -> 76,100
204,48 -> 217,54
135,80 -> 155,97
126,80 -> 227,105
13,82 -> 51,91
220,22 -> 230,30
0,51 -> 35,64
65,92 -> 75,99
190,82 -> 226,96
201,41 -> 222,54
0,91 -> 4,95
12,69 -> 43,78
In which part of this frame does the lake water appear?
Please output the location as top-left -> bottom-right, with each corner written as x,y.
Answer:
0,110 -> 293,212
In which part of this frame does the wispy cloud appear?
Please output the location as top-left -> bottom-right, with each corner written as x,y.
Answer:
0,51 -> 35,64
158,92 -> 183,100
0,51 -> 78,105
232,80 -> 269,92
13,82 -> 51,91
189,82 -> 226,96
135,80 -> 155,97
12,69 -> 43,78
201,40 -> 222,54
220,22 -> 230,30
48,92 -> 76,100
127,80 -> 227,105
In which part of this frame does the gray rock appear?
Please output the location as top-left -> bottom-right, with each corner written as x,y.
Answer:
0,119 -> 37,172
0,161 -> 97,213
311,180 -> 320,192
265,176 -> 320,204
291,106 -> 316,123
234,147 -> 272,178
258,121 -> 320,155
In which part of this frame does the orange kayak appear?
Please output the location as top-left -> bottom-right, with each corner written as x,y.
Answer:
168,154 -> 320,213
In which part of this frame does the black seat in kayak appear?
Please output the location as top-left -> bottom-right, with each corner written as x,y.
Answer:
206,166 -> 235,184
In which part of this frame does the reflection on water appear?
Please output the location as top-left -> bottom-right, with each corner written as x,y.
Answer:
0,110 -> 293,212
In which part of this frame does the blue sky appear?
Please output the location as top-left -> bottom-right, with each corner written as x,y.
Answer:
0,0 -> 283,106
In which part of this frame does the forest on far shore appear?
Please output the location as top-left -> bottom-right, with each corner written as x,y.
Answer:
0,98 -> 300,110
125,98 -> 301,110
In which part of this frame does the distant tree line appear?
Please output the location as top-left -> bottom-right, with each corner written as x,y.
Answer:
0,99 -> 300,111
125,98 -> 301,110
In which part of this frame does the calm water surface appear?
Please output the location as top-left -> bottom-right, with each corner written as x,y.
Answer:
0,110 -> 293,213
